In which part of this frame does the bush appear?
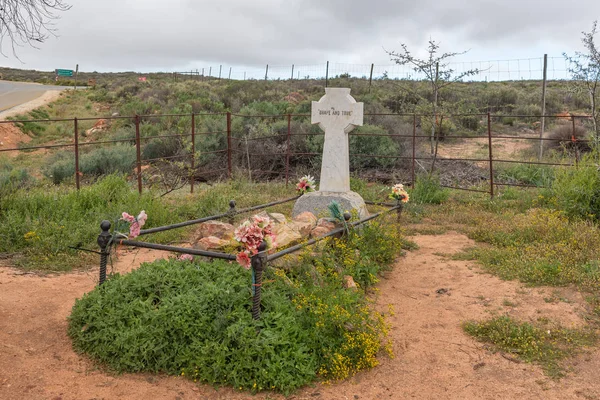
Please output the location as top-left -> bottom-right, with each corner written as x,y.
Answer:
513,104 -> 542,123
0,158 -> 32,190
349,125 -> 399,170
552,163 -> 600,220
142,137 -> 183,160
411,174 -> 449,204
68,221 -> 403,393
544,123 -> 591,153
497,163 -> 554,187
485,86 -> 519,112
44,145 -> 136,184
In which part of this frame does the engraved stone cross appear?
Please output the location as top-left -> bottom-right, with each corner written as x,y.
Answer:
311,88 -> 364,192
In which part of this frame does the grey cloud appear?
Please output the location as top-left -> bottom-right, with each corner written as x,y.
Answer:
1,0 -> 599,72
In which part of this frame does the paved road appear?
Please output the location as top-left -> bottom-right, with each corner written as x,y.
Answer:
0,80 -> 71,112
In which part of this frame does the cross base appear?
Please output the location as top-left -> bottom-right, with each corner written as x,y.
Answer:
291,191 -> 369,220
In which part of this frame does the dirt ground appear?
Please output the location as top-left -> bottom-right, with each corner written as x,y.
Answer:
0,122 -> 32,152
436,132 -> 537,165
1,232 -> 599,400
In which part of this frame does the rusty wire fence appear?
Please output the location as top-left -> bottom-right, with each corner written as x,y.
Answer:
1,112 -> 593,196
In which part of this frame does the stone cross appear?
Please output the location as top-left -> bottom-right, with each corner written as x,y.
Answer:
311,88 -> 363,192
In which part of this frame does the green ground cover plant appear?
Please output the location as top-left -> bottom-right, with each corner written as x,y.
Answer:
69,217 -> 405,394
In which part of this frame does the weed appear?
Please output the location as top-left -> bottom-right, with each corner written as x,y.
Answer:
411,174 -> 449,204
464,315 -> 596,378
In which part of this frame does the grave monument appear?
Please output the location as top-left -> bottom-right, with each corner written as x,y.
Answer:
292,88 -> 369,219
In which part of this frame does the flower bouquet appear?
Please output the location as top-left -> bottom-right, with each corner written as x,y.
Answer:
389,184 -> 409,203
296,175 -> 316,195
234,215 -> 277,269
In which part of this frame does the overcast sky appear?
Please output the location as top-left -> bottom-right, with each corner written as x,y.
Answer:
1,0 -> 599,79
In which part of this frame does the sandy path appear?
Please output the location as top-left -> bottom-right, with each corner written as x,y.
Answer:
0,233 -> 598,400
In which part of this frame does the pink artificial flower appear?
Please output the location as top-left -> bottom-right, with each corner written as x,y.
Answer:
234,222 -> 251,242
121,212 -> 135,223
252,215 -> 270,228
129,221 -> 141,238
137,210 -> 147,227
236,251 -> 251,269
178,254 -> 194,261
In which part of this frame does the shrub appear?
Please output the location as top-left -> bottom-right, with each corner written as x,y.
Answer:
458,114 -> 480,131
419,114 -> 456,141
349,125 -> 399,170
513,104 -> 542,123
411,174 -> 449,204
68,221 -> 403,394
552,163 -> 600,220
44,145 -> 136,184
497,163 -> 554,187
0,158 -> 32,190
485,86 -> 519,112
544,123 -> 591,153
142,137 -> 183,160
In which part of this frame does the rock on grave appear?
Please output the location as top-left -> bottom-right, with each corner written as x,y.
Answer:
310,218 -> 338,238
292,88 -> 369,219
193,236 -> 232,251
273,224 -> 303,248
194,220 -> 235,241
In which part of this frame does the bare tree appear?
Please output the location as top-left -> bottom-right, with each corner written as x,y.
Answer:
386,40 -> 479,158
0,0 -> 71,58
564,21 -> 600,143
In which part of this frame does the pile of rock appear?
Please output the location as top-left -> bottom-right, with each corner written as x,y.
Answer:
191,211 -> 339,251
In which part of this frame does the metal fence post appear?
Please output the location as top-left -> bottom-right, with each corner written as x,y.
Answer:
251,241 -> 267,320
227,200 -> 236,225
135,115 -> 142,194
572,114 -> 580,166
74,117 -> 80,190
369,63 -> 374,93
411,114 -> 416,187
226,112 -> 232,178
396,200 -> 404,237
487,112 -> 494,198
190,113 -> 196,194
97,220 -> 112,286
325,61 -> 329,88
285,114 -> 292,187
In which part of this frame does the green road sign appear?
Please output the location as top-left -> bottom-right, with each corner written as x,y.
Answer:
56,69 -> 74,77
